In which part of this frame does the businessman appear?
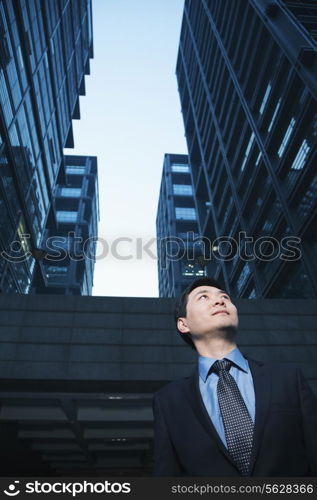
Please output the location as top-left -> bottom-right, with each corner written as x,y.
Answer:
153,277 -> 317,476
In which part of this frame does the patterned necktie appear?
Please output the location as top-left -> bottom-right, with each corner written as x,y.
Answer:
212,359 -> 254,476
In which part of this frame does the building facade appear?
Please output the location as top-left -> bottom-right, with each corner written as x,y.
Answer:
176,0 -> 317,298
32,155 -> 99,295
0,0 -> 95,294
156,153 -> 206,297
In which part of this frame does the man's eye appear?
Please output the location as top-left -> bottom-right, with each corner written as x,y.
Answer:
222,295 -> 230,300
199,294 -> 208,299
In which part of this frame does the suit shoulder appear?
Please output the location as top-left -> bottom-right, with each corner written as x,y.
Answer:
154,376 -> 190,401
249,358 -> 302,377
264,361 -> 300,373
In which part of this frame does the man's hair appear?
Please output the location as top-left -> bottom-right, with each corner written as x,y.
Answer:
174,277 -> 226,350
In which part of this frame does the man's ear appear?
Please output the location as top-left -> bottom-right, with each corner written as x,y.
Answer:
177,317 -> 190,334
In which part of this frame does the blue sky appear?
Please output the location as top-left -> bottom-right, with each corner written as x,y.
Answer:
65,0 -> 187,297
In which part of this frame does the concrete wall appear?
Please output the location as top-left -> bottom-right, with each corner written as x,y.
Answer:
0,293 -> 316,393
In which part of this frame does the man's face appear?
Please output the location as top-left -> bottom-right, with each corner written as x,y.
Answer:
177,286 -> 238,336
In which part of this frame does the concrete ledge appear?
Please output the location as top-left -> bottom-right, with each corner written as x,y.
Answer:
0,294 -> 315,392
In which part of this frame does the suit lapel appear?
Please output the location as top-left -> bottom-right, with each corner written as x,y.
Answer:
183,366 -> 239,471
246,357 -> 272,473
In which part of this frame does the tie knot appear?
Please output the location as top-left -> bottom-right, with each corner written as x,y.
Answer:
212,359 -> 232,374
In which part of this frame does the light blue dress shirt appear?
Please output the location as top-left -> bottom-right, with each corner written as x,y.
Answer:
198,347 -> 255,448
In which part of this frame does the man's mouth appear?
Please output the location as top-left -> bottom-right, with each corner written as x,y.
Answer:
212,310 -> 229,315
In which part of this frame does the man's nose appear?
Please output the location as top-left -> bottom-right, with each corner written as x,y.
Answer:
212,296 -> 225,306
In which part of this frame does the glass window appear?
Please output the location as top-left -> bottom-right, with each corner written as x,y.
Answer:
45,265 -> 68,284
236,263 -> 251,293
259,82 -> 272,115
66,166 -> 86,175
175,207 -> 196,220
15,261 -> 32,293
36,158 -> 49,210
255,151 -> 262,166
278,118 -> 295,157
286,139 -> 311,190
296,174 -> 317,222
260,197 -> 281,234
1,267 -> 16,293
0,22 -> 11,70
0,75 -> 14,127
241,132 -> 255,172
173,184 -> 193,196
177,232 -> 200,240
171,164 -> 190,173
290,139 -> 310,171
56,210 -> 78,223
25,94 -> 39,158
248,288 -> 257,299
181,261 -> 207,277
268,98 -> 281,133
46,266 -> 68,275
49,137 -> 56,164
50,235 -> 73,250
17,106 -> 35,166
269,262 -> 314,298
17,45 -> 24,69
17,217 -> 31,255
59,187 -> 81,197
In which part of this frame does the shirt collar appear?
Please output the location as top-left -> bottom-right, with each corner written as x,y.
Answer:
199,347 -> 249,382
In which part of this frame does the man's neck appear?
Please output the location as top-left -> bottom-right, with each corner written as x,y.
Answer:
194,338 -> 237,359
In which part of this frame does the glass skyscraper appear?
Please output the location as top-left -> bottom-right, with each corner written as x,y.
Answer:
156,153 -> 206,297
0,0 -> 95,294
175,0 -> 317,298
32,155 -> 99,295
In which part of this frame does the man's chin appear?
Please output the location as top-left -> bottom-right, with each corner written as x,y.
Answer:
192,324 -> 238,341
214,324 -> 238,336
212,316 -> 238,330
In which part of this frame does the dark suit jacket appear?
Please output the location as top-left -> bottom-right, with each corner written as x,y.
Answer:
153,358 -> 317,476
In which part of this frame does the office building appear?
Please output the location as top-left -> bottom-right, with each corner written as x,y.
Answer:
0,0 -> 95,294
32,155 -> 99,295
176,0 -> 317,298
156,153 -> 206,297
